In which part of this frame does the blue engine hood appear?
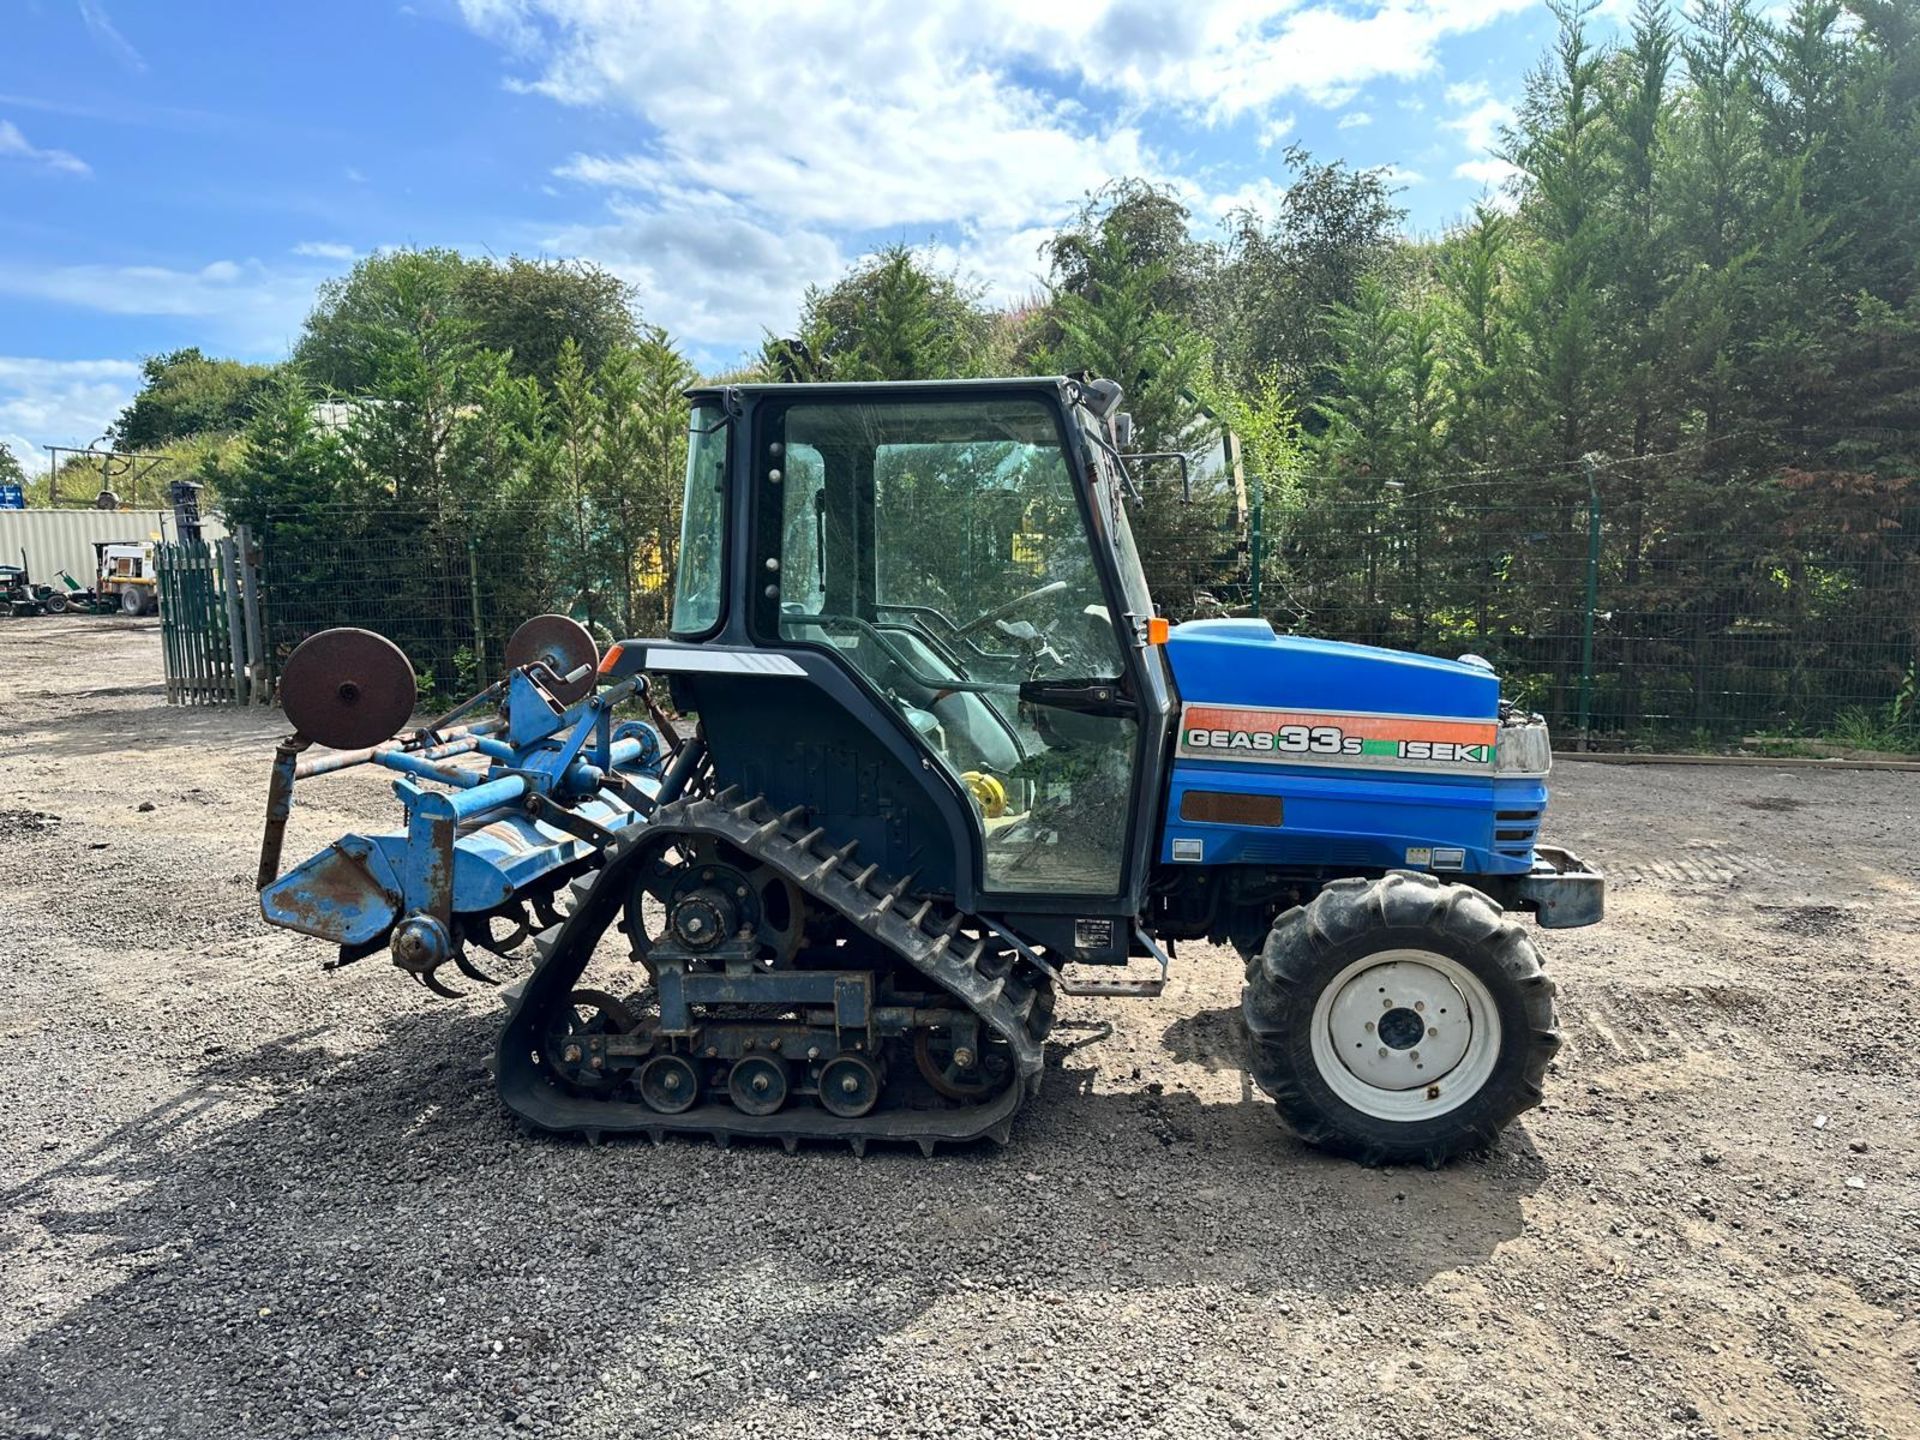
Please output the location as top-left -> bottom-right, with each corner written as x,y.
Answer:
1163,619 -> 1498,721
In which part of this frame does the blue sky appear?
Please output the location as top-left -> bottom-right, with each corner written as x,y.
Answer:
0,0 -> 1592,468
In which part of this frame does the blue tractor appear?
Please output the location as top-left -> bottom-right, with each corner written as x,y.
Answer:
259,376 -> 1600,1165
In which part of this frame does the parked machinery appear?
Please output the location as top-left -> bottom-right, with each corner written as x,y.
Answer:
257,376 -> 1601,1166
95,541 -> 157,616
1,549 -> 88,618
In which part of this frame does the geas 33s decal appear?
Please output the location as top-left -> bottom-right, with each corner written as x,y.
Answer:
1177,704 -> 1501,775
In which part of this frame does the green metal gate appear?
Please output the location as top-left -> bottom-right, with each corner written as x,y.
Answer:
154,532 -> 268,705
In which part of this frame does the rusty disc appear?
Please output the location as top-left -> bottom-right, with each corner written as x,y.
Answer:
506,614 -> 599,704
280,627 -> 417,750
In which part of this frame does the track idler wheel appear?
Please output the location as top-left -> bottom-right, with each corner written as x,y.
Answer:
818,1053 -> 881,1118
638,1054 -> 700,1114
727,1055 -> 789,1116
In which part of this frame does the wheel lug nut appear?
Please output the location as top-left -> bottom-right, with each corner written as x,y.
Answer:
1364,1021 -> 1375,1033
1378,1047 -> 1388,1058
562,1044 -> 582,1064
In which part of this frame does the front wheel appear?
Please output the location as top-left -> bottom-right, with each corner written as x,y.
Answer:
1241,871 -> 1558,1168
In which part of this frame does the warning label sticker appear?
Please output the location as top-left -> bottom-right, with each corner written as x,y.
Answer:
1177,704 -> 1499,774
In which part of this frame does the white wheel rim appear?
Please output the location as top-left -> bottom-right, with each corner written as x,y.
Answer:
1309,949 -> 1502,1122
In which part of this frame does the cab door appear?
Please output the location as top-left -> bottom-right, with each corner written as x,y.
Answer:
754,390 -> 1158,906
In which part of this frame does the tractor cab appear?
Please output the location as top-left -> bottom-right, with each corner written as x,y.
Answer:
621,378 -> 1178,946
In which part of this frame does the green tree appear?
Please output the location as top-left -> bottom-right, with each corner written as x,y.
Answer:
784,245 -> 992,381
1045,179 -> 1212,321
339,258 -> 492,520
1048,222 -> 1218,609
1049,225 -> 1205,453
0,441 -> 26,490
111,348 -> 278,450
1212,148 -> 1405,397
1509,0 -> 1615,469
216,369 -> 354,550
296,249 -> 639,394
1312,277 -> 1410,483
1436,206 -> 1518,470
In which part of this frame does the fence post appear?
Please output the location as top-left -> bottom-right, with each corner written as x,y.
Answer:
467,538 -> 487,682
217,536 -> 247,704
1579,454 -> 1602,750
237,524 -> 268,704
1248,479 -> 1263,618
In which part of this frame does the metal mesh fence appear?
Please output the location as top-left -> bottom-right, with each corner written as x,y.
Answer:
258,473 -> 1919,750
260,508 -> 672,699
1142,466 -> 1920,749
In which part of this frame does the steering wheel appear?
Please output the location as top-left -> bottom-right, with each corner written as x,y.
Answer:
955,579 -> 1069,638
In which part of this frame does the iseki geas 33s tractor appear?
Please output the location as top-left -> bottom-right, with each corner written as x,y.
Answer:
257,376 -> 1602,1166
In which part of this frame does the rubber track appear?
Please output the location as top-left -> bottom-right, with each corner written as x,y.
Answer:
495,787 -> 1054,1153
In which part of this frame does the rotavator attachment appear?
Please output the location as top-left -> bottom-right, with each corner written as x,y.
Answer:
255,616 -> 673,997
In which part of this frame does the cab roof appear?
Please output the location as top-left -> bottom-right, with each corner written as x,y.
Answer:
684,376 -> 1079,404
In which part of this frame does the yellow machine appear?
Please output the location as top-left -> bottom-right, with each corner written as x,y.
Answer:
95,541 -> 158,616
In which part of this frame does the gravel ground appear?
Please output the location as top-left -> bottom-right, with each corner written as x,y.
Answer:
1,613 -> 1917,1440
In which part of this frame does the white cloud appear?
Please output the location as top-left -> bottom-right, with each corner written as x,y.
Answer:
1338,111 -> 1374,130
1257,113 -> 1298,151
1443,80 -> 1519,186
544,198 -> 844,356
0,119 -> 90,177
1381,166 -> 1429,186
292,241 -> 356,260
461,0 -> 1536,337
78,1 -> 148,74
0,258 -> 320,355
1194,176 -> 1291,223
923,227 -> 1056,307
1455,157 -> 1519,186
0,357 -> 142,456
